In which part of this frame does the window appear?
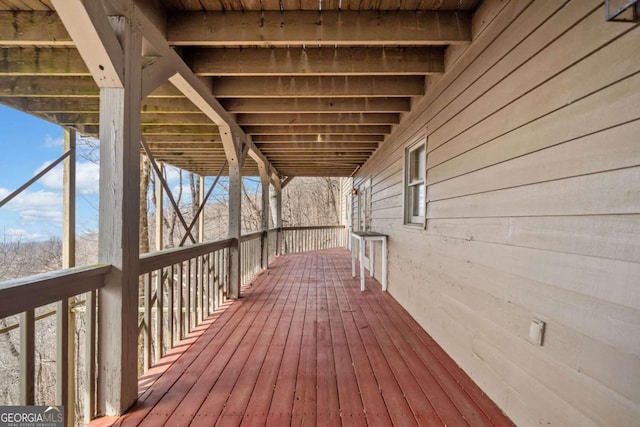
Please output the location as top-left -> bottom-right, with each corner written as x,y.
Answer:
405,139 -> 426,225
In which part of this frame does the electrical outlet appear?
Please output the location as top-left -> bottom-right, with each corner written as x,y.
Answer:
529,318 -> 545,346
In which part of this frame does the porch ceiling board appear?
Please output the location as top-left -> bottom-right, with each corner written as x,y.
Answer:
167,11 -> 471,46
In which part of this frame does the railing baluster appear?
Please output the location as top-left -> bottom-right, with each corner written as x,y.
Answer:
19,310 -> 35,405
184,259 -> 193,336
144,272 -> 152,370
85,290 -> 96,422
199,255 -> 204,323
56,298 -> 69,424
156,270 -> 164,360
177,262 -> 183,340
168,265 -> 174,348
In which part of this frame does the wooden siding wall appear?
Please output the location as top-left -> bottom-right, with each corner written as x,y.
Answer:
354,0 -> 640,425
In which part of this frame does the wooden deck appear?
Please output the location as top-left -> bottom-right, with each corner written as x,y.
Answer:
93,249 -> 512,427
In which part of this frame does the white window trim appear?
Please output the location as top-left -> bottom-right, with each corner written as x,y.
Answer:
404,138 -> 426,225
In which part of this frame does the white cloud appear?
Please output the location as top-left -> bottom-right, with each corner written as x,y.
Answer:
164,166 -> 183,185
44,135 -> 63,148
0,187 -> 62,225
36,161 -> 100,195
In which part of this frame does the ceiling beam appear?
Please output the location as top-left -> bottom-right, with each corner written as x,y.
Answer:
0,76 -> 183,98
146,142 -> 224,150
221,97 -> 410,113
0,96 -> 201,113
144,135 -> 222,142
49,112 -> 215,126
257,142 -> 379,151
0,11 -> 72,46
77,124 -> 220,136
0,47 -> 88,76
167,11 -> 471,46
212,76 -> 425,98
191,47 -> 444,76
243,124 -> 392,135
253,134 -> 384,143
236,113 -> 400,125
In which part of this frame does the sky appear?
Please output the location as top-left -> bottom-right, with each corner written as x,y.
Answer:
0,105 -> 85,242
0,104 -> 236,243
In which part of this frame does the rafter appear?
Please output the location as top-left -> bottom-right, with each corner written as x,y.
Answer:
192,47 -> 444,76
49,112 -> 215,126
221,97 -> 410,113
243,124 -> 392,135
0,47 -> 88,76
0,76 -> 183,98
167,11 -> 471,46
77,124 -> 220,137
252,134 -> 384,143
236,113 -> 400,125
257,142 -> 379,151
0,96 -> 201,113
212,76 -> 425,98
0,11 -> 72,46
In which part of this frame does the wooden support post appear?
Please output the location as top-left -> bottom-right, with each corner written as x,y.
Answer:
60,127 -> 76,426
259,164 -> 270,269
155,162 -> 164,251
270,177 -> 283,255
96,16 -> 142,416
228,162 -> 242,299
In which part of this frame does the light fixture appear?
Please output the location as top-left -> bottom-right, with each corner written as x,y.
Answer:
605,0 -> 639,21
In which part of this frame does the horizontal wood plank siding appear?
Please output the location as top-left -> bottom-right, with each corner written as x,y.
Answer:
353,0 -> 640,425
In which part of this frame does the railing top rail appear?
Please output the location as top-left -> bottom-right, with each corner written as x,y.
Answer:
139,237 -> 235,274
282,225 -> 345,231
239,231 -> 263,243
0,264 -> 111,319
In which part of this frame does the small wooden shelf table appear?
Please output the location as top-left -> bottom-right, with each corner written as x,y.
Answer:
351,231 -> 388,291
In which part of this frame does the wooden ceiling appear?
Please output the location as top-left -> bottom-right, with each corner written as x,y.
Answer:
0,0 -> 478,177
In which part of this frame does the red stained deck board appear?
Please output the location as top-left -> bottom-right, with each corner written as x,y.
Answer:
90,249 -> 513,427
242,260 -> 308,426
359,261 -> 513,427
330,274 -> 394,427
159,266 -> 290,426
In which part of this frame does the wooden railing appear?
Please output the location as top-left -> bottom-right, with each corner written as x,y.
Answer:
240,231 -> 263,286
267,228 -> 278,263
281,225 -> 347,254
0,225 -> 346,423
0,264 -> 111,424
137,238 -> 233,371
